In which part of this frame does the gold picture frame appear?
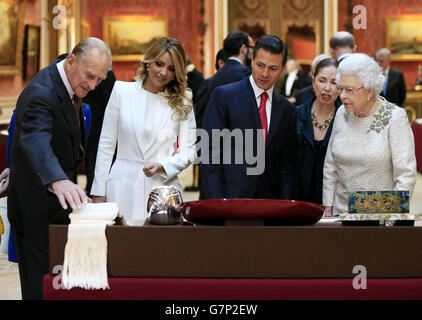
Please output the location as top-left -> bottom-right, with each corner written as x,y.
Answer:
0,0 -> 27,76
22,25 -> 40,81
386,15 -> 422,61
103,16 -> 169,62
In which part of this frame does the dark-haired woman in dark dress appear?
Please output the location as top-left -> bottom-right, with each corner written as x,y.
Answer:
296,58 -> 341,203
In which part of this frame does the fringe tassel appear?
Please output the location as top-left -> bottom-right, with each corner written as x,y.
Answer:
62,223 -> 110,290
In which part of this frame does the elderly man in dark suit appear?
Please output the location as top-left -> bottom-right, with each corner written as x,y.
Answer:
201,35 -> 297,200
8,37 -> 111,300
207,30 -> 253,97
376,48 -> 407,107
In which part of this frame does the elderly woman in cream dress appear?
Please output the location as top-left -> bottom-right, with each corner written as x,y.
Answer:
90,38 -> 196,225
323,53 -> 416,216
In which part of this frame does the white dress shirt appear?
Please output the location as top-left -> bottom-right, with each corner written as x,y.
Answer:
285,69 -> 298,96
56,60 -> 75,99
249,75 -> 273,131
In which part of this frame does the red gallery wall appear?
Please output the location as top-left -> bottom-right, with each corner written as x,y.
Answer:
338,0 -> 422,90
82,0 -> 200,82
0,0 -> 41,98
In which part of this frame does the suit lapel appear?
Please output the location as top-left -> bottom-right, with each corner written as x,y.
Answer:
131,81 -> 147,155
50,61 -> 82,162
131,81 -> 172,155
266,92 -> 283,149
301,99 -> 316,148
243,79 -> 262,131
142,91 -> 172,154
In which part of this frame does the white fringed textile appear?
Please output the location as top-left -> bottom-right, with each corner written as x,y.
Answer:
62,202 -> 120,290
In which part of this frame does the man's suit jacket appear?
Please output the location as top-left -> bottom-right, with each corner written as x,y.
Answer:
8,57 -> 86,241
187,68 -> 205,105
200,78 -> 297,200
194,77 -> 212,129
207,59 -> 251,98
280,70 -> 312,98
295,85 -> 314,106
381,68 -> 406,107
83,69 -> 116,194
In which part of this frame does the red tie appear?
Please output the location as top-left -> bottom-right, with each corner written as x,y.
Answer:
259,92 -> 268,141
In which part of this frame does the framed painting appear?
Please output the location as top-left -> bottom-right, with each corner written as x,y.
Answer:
0,0 -> 27,76
22,25 -> 40,81
386,16 -> 422,61
103,16 -> 169,62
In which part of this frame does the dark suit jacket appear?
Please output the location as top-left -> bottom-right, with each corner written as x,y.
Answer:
200,78 -> 297,200
8,57 -> 85,241
207,59 -> 251,98
295,85 -> 314,106
381,68 -> 406,107
280,70 -> 312,98
83,70 -> 116,139
296,96 -> 342,203
187,68 -> 204,105
83,70 -> 116,194
194,77 -> 212,129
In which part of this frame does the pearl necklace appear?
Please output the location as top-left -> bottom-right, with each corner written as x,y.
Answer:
311,106 -> 334,131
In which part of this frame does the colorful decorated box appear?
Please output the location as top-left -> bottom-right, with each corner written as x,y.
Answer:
348,191 -> 409,214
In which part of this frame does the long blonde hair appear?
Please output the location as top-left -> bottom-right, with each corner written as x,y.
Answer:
134,37 -> 192,120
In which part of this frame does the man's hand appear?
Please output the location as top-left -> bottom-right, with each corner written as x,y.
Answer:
51,179 -> 91,210
0,168 -> 10,198
92,195 -> 106,203
143,163 -> 164,177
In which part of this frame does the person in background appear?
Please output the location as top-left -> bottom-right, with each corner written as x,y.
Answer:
195,49 -> 228,130
375,48 -> 406,107
323,53 -> 416,216
91,37 -> 196,225
185,49 -> 228,192
296,58 -> 341,204
84,69 -> 116,195
295,54 -> 330,106
8,37 -> 111,299
329,31 -> 356,62
280,59 -> 311,104
207,30 -> 253,97
186,55 -> 204,107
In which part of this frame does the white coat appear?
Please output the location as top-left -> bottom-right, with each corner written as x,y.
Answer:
90,80 -> 197,225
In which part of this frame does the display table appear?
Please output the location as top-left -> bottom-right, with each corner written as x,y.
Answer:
412,121 -> 422,173
43,275 -> 422,300
44,223 -> 422,300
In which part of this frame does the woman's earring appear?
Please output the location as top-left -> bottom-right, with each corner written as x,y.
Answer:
146,64 -> 149,72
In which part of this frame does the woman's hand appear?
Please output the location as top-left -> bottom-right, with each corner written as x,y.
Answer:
323,206 -> 333,217
143,163 -> 164,177
92,195 -> 106,203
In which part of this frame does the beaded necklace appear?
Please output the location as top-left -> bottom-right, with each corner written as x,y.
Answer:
311,105 -> 334,131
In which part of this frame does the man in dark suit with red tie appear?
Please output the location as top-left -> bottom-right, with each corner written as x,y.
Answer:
8,38 -> 111,299
376,48 -> 406,107
201,35 -> 297,200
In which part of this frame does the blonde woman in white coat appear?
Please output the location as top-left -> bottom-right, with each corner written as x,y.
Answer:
91,38 -> 197,225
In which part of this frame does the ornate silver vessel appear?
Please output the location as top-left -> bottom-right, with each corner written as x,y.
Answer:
147,185 -> 183,225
